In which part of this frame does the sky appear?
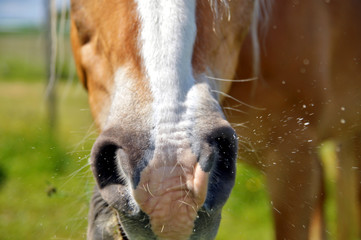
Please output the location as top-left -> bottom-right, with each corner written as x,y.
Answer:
0,0 -> 69,28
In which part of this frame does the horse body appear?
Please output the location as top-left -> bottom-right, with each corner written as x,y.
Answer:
228,0 -> 361,239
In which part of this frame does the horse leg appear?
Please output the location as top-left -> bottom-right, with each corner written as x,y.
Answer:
356,134 -> 361,238
309,168 -> 326,240
265,142 -> 325,240
335,136 -> 361,240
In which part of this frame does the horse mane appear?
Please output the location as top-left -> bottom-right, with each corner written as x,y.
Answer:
208,0 -> 230,20
207,0 -> 273,79
251,0 -> 273,78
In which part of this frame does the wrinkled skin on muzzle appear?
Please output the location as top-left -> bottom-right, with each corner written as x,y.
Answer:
90,123 -> 237,240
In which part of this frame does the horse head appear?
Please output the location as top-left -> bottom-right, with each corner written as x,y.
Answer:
70,0 -> 254,239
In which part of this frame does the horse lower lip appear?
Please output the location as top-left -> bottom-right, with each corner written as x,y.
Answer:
114,205 -> 217,240
114,213 -> 130,240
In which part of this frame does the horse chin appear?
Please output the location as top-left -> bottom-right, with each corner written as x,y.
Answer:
115,202 -> 222,240
89,191 -> 218,240
90,169 -> 228,240
99,174 -> 232,239
95,181 -> 222,240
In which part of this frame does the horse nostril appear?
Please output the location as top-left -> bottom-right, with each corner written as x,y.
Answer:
200,126 -> 238,172
209,126 -> 237,174
202,126 -> 238,208
91,136 -> 126,189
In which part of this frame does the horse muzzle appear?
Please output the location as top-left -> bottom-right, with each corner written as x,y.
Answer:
90,124 -> 237,240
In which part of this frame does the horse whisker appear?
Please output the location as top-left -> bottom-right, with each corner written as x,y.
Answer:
223,107 -> 248,115
206,75 -> 258,82
212,90 -> 266,110
166,183 -> 187,192
177,200 -> 197,213
170,162 -> 179,174
180,175 -> 183,199
184,189 -> 191,200
238,141 -> 255,153
146,183 -> 155,197
230,122 -> 249,128
61,163 -> 90,187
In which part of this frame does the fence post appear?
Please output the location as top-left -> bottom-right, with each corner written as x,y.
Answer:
45,0 -> 57,131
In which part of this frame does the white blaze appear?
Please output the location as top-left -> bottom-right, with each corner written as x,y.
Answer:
133,2 -> 228,239
136,0 -> 197,137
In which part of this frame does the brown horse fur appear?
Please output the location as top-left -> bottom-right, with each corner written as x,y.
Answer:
227,0 -> 361,239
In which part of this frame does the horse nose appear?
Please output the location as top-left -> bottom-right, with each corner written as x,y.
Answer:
89,133 -> 125,207
200,126 -> 238,209
90,128 -> 154,202
90,132 -> 124,189
90,125 -> 238,210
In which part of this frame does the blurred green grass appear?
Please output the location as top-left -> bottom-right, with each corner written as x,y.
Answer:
0,32 -> 73,82
0,32 -> 46,82
0,81 -> 95,239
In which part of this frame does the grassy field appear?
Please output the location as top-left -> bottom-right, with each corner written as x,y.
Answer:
0,81 -> 94,239
0,32 -> 275,239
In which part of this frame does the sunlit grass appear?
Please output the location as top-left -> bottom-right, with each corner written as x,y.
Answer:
0,82 -> 94,239
0,33 -> 46,82
0,32 -> 73,82
320,141 -> 338,238
218,164 -> 274,240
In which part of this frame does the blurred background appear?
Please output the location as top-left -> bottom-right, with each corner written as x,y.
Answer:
0,0 -> 95,239
0,0 -> 338,239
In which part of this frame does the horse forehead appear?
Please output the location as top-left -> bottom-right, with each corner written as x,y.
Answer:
112,0 -> 199,104
105,1 -> 199,120
102,1 -> 217,85
135,0 -> 197,74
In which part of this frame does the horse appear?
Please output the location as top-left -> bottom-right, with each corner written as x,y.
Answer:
70,0 -> 361,239
228,0 -> 361,239
70,0 -> 253,239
